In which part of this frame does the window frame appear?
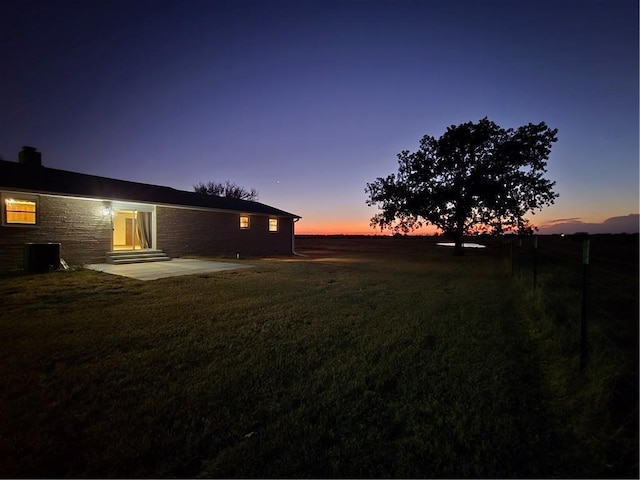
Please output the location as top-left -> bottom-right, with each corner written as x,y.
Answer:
239,215 -> 250,229
2,192 -> 39,227
268,218 -> 278,232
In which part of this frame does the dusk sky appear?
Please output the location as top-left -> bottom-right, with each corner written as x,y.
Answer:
1,0 -> 638,234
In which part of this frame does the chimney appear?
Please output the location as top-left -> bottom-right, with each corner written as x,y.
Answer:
19,146 -> 42,167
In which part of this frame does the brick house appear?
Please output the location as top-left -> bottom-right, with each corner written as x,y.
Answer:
0,147 -> 300,270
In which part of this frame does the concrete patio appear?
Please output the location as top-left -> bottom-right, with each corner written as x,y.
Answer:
86,258 -> 253,281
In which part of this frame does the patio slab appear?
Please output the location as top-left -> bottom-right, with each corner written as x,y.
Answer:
86,258 -> 253,281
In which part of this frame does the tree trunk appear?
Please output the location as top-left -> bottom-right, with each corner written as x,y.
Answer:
453,232 -> 464,256
452,209 -> 466,256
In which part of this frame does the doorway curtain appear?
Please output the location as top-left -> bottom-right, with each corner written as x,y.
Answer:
136,212 -> 152,249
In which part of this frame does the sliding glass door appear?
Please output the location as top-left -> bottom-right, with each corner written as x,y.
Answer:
112,208 -> 153,251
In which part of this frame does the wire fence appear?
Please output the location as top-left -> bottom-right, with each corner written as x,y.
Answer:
506,234 -> 639,371
500,234 -> 638,476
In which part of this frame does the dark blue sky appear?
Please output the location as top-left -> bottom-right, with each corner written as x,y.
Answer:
1,0 -> 638,234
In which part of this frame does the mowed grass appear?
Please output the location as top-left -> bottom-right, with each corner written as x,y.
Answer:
0,237 -> 606,477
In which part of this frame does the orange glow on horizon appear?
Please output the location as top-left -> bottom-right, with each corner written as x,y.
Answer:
295,220 -> 440,236
294,213 -> 568,236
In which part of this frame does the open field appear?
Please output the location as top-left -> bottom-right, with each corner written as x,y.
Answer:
0,235 -> 636,477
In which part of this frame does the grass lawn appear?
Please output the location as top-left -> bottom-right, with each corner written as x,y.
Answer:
0,236 -> 633,477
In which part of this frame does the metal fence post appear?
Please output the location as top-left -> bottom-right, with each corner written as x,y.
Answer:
533,236 -> 538,291
510,237 -> 514,277
580,238 -> 590,371
518,237 -> 522,278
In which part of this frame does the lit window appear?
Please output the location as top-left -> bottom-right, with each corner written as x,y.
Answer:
4,198 -> 37,225
240,215 -> 250,229
269,218 -> 278,232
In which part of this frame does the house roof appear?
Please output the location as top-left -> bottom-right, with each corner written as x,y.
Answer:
0,159 -> 300,218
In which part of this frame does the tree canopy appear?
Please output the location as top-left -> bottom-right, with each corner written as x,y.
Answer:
194,180 -> 258,201
365,118 -> 558,254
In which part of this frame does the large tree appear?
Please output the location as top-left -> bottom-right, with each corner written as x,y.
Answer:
365,118 -> 558,254
194,180 -> 258,201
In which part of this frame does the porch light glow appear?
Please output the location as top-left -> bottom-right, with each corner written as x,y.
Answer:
102,206 -> 113,217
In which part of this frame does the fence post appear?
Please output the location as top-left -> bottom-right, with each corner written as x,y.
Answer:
510,237 -> 514,277
580,238 -> 590,371
533,236 -> 538,291
518,237 -> 523,278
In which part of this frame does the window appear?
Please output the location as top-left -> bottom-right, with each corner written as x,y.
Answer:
240,215 -> 250,229
269,218 -> 278,232
4,196 -> 37,225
